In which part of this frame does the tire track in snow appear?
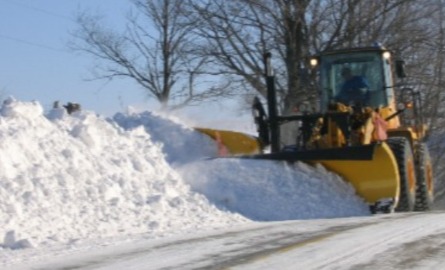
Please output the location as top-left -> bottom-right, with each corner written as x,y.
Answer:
353,232 -> 445,269
233,212 -> 445,270
29,220 -> 377,270
174,213 -> 419,269
311,215 -> 445,269
25,212 -> 442,270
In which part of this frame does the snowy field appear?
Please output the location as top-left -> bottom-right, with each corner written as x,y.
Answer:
0,97 -> 374,268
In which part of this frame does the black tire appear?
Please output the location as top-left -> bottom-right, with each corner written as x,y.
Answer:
414,143 -> 434,211
387,137 -> 417,212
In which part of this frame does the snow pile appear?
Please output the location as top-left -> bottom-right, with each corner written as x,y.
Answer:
179,159 -> 370,221
113,111 -> 217,165
0,98 -> 370,251
115,111 -> 371,221
0,98 -> 246,249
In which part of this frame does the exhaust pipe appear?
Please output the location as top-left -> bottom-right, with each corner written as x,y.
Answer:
264,52 -> 280,153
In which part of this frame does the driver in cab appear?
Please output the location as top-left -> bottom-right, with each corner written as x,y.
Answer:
335,67 -> 369,105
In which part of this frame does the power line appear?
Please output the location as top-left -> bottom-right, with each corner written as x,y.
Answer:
0,0 -> 75,22
0,0 -> 74,53
0,33 -> 67,53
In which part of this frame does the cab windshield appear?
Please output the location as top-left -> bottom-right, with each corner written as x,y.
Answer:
320,51 -> 387,109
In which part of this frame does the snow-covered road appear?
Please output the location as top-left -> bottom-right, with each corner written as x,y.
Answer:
8,211 -> 444,270
236,212 -> 445,270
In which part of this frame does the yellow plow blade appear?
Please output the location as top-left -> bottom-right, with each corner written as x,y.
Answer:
195,128 -> 261,155
194,127 -> 399,205
317,142 -> 399,204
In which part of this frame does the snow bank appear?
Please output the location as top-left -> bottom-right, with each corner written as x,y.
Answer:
113,111 -> 218,166
115,110 -> 370,221
179,159 -> 370,221
0,98 -> 246,249
0,98 -> 370,251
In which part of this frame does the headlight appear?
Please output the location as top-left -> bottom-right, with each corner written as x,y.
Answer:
383,51 -> 391,60
309,58 -> 318,67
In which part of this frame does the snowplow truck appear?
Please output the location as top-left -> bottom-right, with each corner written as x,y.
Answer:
198,46 -> 434,213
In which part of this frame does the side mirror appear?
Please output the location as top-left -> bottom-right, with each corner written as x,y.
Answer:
395,60 -> 407,78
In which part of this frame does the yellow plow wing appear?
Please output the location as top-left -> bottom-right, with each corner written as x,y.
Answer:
195,128 -> 261,155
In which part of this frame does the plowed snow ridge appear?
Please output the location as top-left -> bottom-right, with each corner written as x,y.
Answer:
0,98 -> 369,251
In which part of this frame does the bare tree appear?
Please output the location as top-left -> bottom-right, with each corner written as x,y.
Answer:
312,0 -> 416,50
190,0 -> 420,110
189,0 -> 420,143
71,0 -> 231,110
189,1 -> 312,112
405,0 -> 445,196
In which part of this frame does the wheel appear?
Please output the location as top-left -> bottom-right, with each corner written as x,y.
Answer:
414,143 -> 434,211
386,137 -> 417,212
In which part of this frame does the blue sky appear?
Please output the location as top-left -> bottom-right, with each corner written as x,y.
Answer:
0,0 -> 245,121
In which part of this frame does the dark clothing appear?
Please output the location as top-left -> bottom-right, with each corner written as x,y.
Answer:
336,76 -> 369,105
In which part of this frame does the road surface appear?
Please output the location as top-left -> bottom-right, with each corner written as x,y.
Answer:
7,211 -> 445,270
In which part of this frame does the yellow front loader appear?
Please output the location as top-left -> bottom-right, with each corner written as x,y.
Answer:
197,47 -> 434,213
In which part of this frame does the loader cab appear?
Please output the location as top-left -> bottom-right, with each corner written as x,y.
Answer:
314,48 -> 396,111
